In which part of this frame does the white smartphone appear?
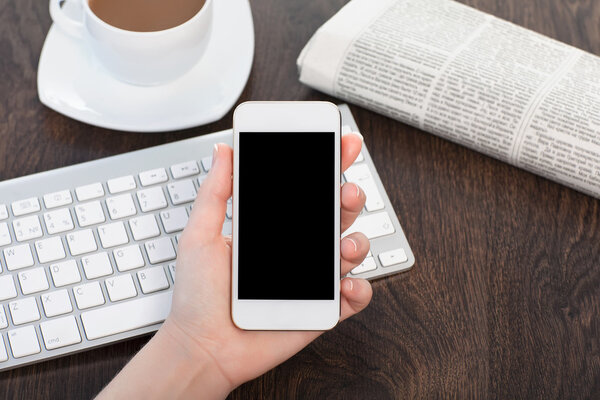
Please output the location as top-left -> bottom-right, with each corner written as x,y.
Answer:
231,101 -> 341,330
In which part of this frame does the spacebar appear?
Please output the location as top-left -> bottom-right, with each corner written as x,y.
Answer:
81,292 -> 173,340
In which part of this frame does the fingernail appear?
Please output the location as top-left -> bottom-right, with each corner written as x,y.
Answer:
354,183 -> 360,198
348,279 -> 354,291
349,131 -> 363,141
212,144 -> 219,167
345,237 -> 358,252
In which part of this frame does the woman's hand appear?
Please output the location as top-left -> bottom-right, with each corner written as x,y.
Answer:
98,132 -> 372,399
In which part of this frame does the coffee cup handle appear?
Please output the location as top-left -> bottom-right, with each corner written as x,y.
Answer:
49,0 -> 84,38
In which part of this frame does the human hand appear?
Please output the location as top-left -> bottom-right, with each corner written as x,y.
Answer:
99,133 -> 373,399
162,132 -> 372,393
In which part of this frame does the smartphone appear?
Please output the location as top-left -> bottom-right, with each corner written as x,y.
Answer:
231,101 -> 341,330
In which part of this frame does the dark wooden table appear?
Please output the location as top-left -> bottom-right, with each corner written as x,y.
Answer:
1,0 -> 599,398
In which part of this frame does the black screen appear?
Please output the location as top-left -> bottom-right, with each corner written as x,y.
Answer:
238,132 -> 335,300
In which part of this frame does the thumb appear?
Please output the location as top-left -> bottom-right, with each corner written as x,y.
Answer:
186,143 -> 233,244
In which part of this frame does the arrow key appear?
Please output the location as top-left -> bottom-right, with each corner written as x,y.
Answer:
378,248 -> 408,267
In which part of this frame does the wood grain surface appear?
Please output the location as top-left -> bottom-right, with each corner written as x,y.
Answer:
1,0 -> 599,398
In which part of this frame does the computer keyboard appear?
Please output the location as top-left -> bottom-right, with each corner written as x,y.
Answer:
0,104 -> 414,371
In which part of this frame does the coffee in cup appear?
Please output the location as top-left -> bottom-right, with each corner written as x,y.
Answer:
88,0 -> 206,32
49,0 -> 213,85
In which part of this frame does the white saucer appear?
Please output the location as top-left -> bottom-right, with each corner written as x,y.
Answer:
37,0 -> 254,132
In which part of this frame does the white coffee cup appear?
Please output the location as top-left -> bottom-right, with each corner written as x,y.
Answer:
49,0 -> 213,86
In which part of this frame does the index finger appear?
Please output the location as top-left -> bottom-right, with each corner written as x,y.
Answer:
341,132 -> 363,172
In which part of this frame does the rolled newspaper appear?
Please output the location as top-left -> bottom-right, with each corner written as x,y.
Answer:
298,0 -> 600,198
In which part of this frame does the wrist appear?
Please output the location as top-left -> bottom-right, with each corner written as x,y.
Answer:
97,318 -> 233,399
155,317 -> 234,398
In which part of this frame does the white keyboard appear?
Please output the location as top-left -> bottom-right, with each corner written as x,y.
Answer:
0,104 -> 414,371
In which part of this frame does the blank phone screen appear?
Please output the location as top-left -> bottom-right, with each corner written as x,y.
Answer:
238,132 -> 335,300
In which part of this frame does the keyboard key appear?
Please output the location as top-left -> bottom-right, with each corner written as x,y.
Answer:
171,161 -> 200,179
107,175 -> 136,194
43,190 -> 73,209
81,291 -> 172,340
105,273 -> 137,302
226,198 -> 232,219
81,252 -> 113,279
168,262 -> 176,282
160,207 -> 189,233
145,238 -> 176,264
0,275 -> 17,301
379,248 -> 408,267
0,337 -> 7,362
139,168 -> 168,187
129,215 -> 160,241
13,215 -> 43,242
34,236 -> 66,264
50,260 -> 81,287
114,245 -> 145,272
343,212 -> 395,240
222,221 -> 232,236
344,164 -> 385,212
18,267 -> 50,295
98,221 -> 129,248
201,156 -> 213,172
8,325 -> 41,358
167,180 -> 196,205
0,204 -> 8,220
197,175 -> 207,187
41,289 -> 73,317
106,194 -> 137,220
75,183 -> 104,201
350,256 -> 377,275
4,244 -> 34,270
0,306 -> 7,329
75,201 -> 106,227
0,222 -> 11,246
40,315 -> 81,350
11,197 -> 40,217
137,267 -> 169,294
137,187 -> 168,212
73,282 -> 105,310
9,297 -> 40,325
66,229 -> 98,256
44,208 -> 75,235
